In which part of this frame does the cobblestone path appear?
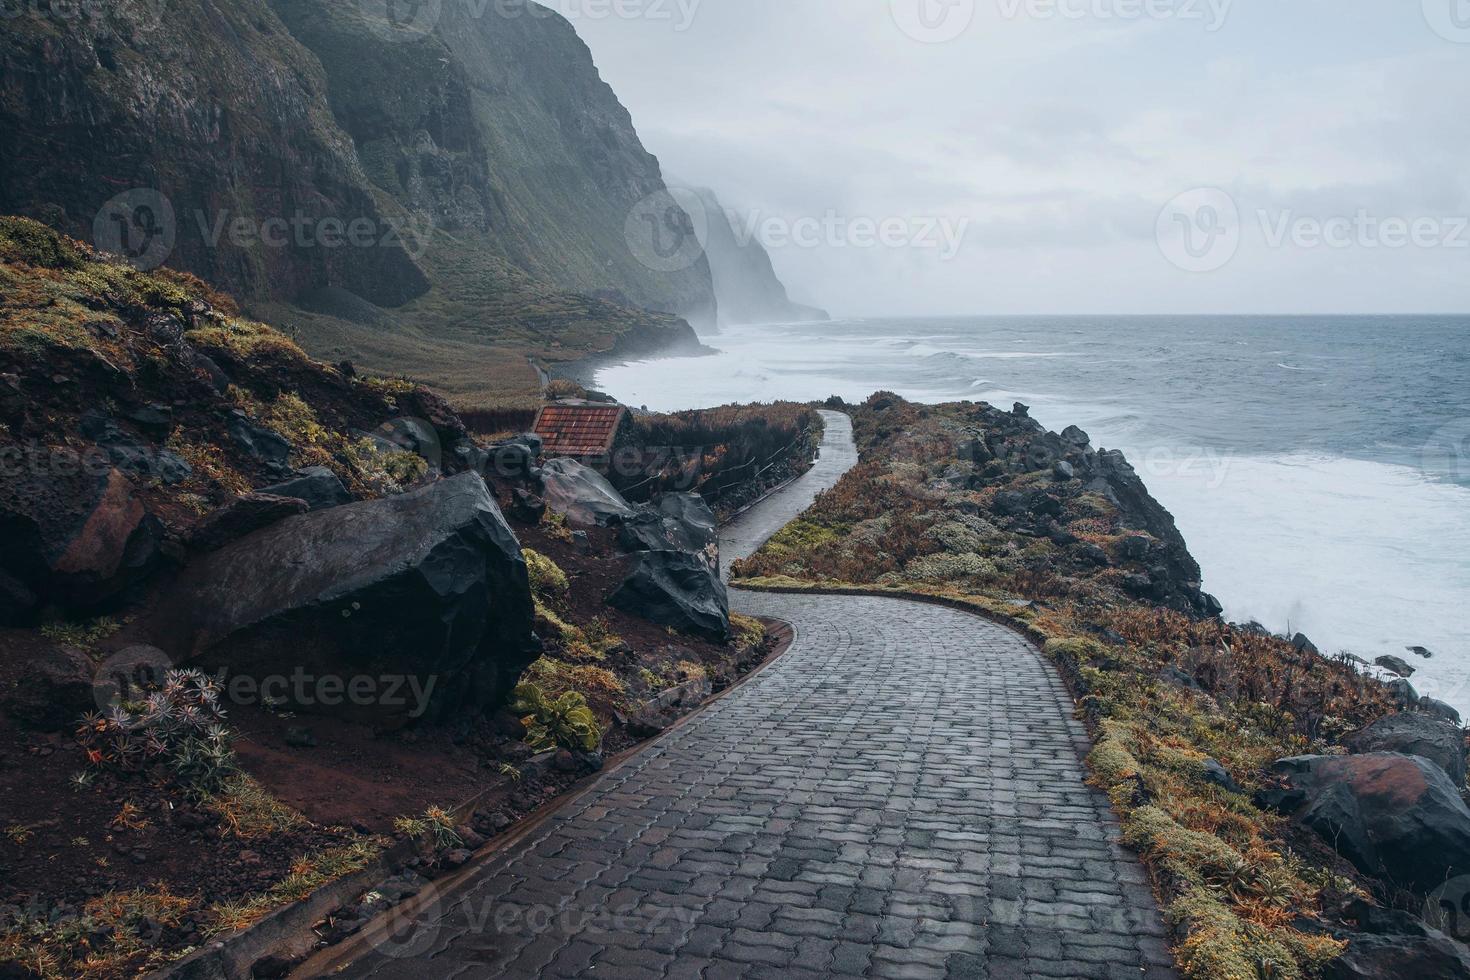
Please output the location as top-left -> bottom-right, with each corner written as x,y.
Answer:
328,411 -> 1176,979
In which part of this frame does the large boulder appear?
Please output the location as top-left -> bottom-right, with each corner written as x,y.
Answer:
3,643 -> 94,731
0,465 -> 161,613
151,474 -> 538,726
619,493 -> 720,570
539,458 -> 636,527
258,467 -> 352,512
1375,655 -> 1416,678
188,493 -> 309,553
1324,902 -> 1470,979
1423,699 -> 1464,725
609,551 -> 730,642
1345,713 -> 1467,785
79,411 -> 193,485
1326,929 -> 1470,979
1258,754 -> 1470,894
0,569 -> 37,626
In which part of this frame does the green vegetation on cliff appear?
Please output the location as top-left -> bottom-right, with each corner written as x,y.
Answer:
0,0 -> 713,408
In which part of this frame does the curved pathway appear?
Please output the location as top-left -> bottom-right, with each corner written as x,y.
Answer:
328,412 -> 1176,980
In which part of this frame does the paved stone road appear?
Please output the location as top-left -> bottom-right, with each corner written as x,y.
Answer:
329,411 -> 1176,979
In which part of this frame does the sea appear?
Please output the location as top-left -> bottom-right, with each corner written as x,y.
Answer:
596,315 -> 1470,715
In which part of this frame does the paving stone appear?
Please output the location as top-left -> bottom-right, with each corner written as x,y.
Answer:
330,412 -> 1176,979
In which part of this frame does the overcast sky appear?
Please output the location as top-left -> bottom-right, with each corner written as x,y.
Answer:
541,0 -> 1470,316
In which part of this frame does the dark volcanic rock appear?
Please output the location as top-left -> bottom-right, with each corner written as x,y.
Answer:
656,494 -> 718,548
1257,753 -> 1470,894
619,493 -> 719,570
258,467 -> 352,512
1094,450 -> 1209,613
540,459 -> 637,527
226,415 -> 293,474
1199,758 -> 1244,794
509,489 -> 547,525
80,412 -> 192,485
0,569 -> 37,626
189,493 -> 309,553
1422,698 -> 1464,726
1345,713 -> 1466,784
151,474 -> 538,725
0,465 -> 161,612
1324,902 -> 1470,980
1293,633 -> 1320,656
3,643 -> 94,730
609,552 -> 730,642
1390,679 -> 1420,708
991,491 -> 1027,517
1375,655 -> 1416,678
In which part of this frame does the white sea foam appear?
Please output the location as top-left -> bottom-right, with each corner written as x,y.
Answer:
1132,452 -> 1470,713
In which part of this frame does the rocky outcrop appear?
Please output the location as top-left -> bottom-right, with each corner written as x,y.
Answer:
1345,713 -> 1467,784
258,467 -> 352,512
0,0 -> 713,376
957,400 -> 1218,616
1257,753 -> 1470,894
1323,901 -> 1470,980
609,551 -> 730,642
150,473 -> 538,726
0,465 -> 161,618
684,185 -> 828,327
0,0 -> 428,308
3,642 -> 95,731
1375,655 -> 1416,678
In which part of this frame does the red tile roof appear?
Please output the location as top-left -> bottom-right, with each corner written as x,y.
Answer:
533,404 -> 627,457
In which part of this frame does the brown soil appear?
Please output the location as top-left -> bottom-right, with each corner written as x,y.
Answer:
0,522 -> 781,977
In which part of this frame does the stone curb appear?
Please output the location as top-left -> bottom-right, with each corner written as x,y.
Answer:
282,618 -> 795,979
146,839 -> 418,980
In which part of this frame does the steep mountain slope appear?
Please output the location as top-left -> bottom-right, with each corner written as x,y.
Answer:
269,0 -> 718,328
690,186 -> 829,326
0,0 -> 714,406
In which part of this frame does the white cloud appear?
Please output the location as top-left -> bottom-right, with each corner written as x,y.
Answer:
554,0 -> 1470,314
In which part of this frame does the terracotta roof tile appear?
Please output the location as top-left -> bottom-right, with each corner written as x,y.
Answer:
533,404 -> 627,457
